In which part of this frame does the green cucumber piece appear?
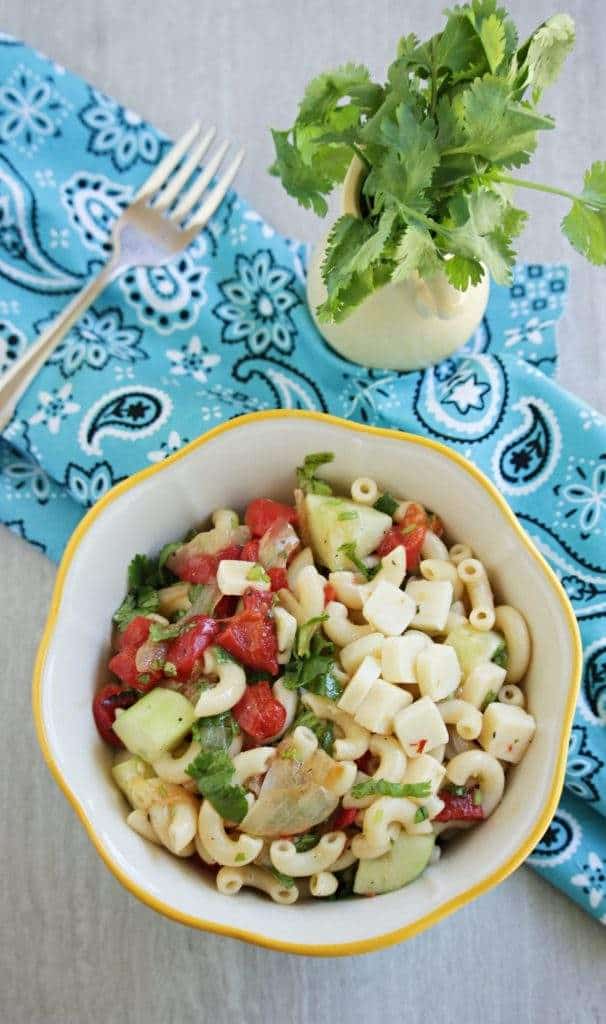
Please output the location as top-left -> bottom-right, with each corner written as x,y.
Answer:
112,688 -> 196,763
305,494 -> 391,571
111,754 -> 155,806
445,623 -> 506,677
353,832 -> 435,895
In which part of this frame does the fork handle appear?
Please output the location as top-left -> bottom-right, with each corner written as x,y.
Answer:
0,260 -> 117,432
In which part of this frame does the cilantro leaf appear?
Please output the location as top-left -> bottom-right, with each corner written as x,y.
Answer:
517,14 -> 576,103
270,867 -> 295,889
492,641 -> 509,669
192,711 -> 240,752
373,492 -> 398,517
337,542 -> 378,581
269,129 -> 331,216
296,614 -> 328,658
562,162 -> 606,265
186,750 -> 248,822
283,634 -> 342,702
391,225 -> 440,284
294,833 -> 320,853
127,554 -> 160,591
351,778 -> 432,799
148,619 -> 194,643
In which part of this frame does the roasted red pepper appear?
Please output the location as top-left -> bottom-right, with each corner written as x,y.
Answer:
268,567 -> 289,592
172,543 -> 242,584
165,614 -> 220,680
332,806 -> 358,830
217,602 -> 278,675
435,787 -> 484,822
92,684 -> 141,747
115,615 -> 151,651
232,681 -> 286,741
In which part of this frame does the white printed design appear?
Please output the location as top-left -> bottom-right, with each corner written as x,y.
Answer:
61,171 -> 132,253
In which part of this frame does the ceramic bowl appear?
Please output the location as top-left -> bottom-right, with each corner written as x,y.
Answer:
34,411 -> 581,955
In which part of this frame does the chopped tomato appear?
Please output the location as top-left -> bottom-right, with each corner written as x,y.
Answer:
233,681 -> 286,741
217,608 -> 278,675
245,498 -> 297,538
435,788 -> 483,822
242,588 -> 274,614
172,544 -> 242,584
116,615 -> 151,651
324,583 -> 337,605
165,614 -> 220,680
92,684 -> 140,747
108,646 -> 161,689
268,567 -> 289,592
332,806 -> 358,829
375,524 -> 426,571
241,538 -> 260,562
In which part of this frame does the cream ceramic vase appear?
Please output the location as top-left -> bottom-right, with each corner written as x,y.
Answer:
306,157 -> 490,370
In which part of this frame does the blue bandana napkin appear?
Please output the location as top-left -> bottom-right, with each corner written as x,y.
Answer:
1,37 -> 604,925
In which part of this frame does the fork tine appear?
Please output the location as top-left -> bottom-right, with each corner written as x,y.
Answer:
185,148 -> 245,230
154,126 -> 216,211
170,140 -> 230,222
134,121 -> 200,201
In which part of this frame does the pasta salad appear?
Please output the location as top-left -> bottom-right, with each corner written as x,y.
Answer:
93,453 -> 535,904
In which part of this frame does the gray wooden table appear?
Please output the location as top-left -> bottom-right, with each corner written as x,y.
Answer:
0,2 -> 604,1022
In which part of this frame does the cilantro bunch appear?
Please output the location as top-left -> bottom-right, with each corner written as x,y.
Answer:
270,3 -> 605,323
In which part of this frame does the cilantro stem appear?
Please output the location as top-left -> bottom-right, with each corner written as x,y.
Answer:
494,174 -> 579,203
351,143 -> 371,171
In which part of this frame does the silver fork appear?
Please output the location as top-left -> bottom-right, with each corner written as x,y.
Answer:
0,123 -> 245,430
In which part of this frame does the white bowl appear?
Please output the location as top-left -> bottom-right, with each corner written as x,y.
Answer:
34,411 -> 581,956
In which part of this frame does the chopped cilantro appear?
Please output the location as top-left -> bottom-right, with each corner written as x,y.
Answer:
235,852 -> 246,863
186,750 -> 248,822
270,867 -> 295,889
473,788 -> 483,806
373,492 -> 398,517
149,619 -> 194,643
192,711 -> 240,752
351,778 -> 432,799
113,553 -> 162,630
414,806 -> 429,824
338,509 -> 359,521
446,783 -> 467,797
158,541 -> 181,583
481,689 -> 498,711
296,614 -> 328,658
296,451 -> 334,495
214,645 -> 237,665
337,542 -> 379,581
163,661 -> 177,678
283,632 -> 342,701
294,833 -> 320,853
492,642 -> 509,669
280,745 -> 299,761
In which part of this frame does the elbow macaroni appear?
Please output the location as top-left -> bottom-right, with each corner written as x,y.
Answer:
457,558 -> 495,632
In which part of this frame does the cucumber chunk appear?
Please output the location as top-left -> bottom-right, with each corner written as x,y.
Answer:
445,623 -> 506,677
112,754 -> 155,807
354,832 -> 435,895
305,494 -> 391,571
112,688 -> 196,763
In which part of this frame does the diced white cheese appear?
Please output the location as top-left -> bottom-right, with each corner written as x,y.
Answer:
461,663 -> 507,708
362,580 -> 416,637
402,753 -> 446,802
394,696 -> 449,757
381,630 -> 432,683
479,702 -> 536,764
405,579 -> 453,633
340,633 -> 385,675
416,644 -> 461,702
216,560 -> 270,596
353,679 -> 412,734
338,656 -> 381,715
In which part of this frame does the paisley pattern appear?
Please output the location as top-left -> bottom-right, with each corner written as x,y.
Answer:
492,397 -> 562,496
0,41 -> 604,924
78,386 -> 172,456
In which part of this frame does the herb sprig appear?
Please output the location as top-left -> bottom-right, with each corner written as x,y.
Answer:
271,6 -> 605,323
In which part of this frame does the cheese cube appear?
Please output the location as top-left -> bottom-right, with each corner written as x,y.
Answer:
416,645 -> 461,702
394,697 -> 449,757
338,656 -> 381,715
402,753 -> 446,802
381,631 -> 432,683
354,679 -> 412,734
340,633 -> 385,675
216,560 -> 270,596
362,580 -> 416,637
461,663 -> 506,708
405,579 -> 453,633
479,702 -> 536,764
